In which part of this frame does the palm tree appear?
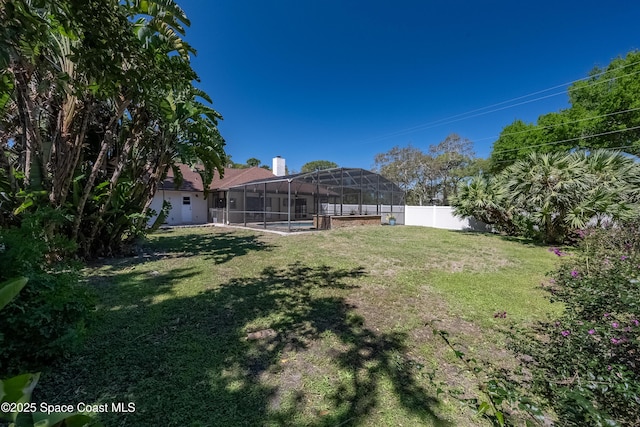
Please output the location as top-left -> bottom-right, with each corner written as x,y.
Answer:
456,145 -> 639,243
502,152 -> 587,242
502,150 -> 638,242
451,175 -> 518,234
565,149 -> 639,227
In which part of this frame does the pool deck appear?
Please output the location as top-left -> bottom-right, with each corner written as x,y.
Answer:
160,217 -> 382,235
216,223 -> 320,235
161,222 -> 317,236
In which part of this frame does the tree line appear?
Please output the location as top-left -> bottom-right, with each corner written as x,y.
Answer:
224,157 -> 338,174
0,0 -> 227,378
456,51 -> 640,243
373,133 -> 487,206
1,0 -> 226,257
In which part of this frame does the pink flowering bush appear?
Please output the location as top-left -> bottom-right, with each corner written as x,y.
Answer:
522,221 -> 640,426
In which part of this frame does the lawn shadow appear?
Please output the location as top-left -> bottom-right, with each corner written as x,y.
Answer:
89,266 -> 200,309
36,263 -> 451,426
85,230 -> 274,309
97,230 -> 274,270
147,230 -> 274,264
494,234 -> 549,247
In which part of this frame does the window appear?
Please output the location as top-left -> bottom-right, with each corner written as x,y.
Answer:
182,196 -> 191,205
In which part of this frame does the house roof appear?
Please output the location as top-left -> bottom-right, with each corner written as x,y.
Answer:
160,164 -> 275,192
214,167 -> 275,190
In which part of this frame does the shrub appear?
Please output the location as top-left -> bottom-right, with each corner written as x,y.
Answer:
453,150 -> 640,243
0,270 -> 94,373
0,211 -> 94,374
524,221 -> 640,426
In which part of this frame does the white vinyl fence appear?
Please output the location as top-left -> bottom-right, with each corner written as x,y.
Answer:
404,206 -> 489,231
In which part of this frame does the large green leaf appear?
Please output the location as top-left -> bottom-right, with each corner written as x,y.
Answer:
0,277 -> 28,310
0,373 -> 40,409
1,373 -> 101,426
0,72 -> 14,113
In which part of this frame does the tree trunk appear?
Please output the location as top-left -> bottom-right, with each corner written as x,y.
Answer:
0,146 -> 16,193
70,97 -> 130,242
12,62 -> 42,189
86,132 -> 138,246
71,129 -> 112,241
136,154 -> 170,231
59,103 -> 91,206
50,100 -> 94,207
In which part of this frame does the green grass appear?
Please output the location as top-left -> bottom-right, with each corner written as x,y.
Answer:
35,225 -> 562,426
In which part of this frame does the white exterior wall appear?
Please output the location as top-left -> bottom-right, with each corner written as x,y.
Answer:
148,191 -> 209,226
405,205 -> 488,231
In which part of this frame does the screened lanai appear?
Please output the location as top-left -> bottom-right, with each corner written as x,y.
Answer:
221,168 -> 405,232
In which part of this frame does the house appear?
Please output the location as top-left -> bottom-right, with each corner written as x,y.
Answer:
149,157 -> 408,231
223,167 -> 406,230
148,163 -> 276,226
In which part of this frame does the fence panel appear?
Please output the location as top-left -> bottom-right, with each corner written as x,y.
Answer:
404,206 -> 489,231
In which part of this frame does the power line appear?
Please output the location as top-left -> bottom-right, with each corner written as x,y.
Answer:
490,142 -> 640,166
361,92 -> 568,144
407,69 -> 640,140
361,59 -> 640,144
472,106 -> 640,143
491,125 -> 640,155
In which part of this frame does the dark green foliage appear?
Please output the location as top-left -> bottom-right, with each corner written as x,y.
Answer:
245,157 -> 261,167
0,210 -> 94,374
0,270 -> 93,374
522,222 -> 640,426
0,277 -> 28,310
0,281 -> 100,427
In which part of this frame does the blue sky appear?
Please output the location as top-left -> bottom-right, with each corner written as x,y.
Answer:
178,0 -> 639,172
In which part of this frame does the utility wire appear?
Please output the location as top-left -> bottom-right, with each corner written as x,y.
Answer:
490,141 -> 640,166
472,106 -> 640,143
490,125 -> 640,155
361,59 -> 640,144
401,69 -> 640,140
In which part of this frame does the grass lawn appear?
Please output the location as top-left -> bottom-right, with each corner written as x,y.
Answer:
35,225 -> 562,426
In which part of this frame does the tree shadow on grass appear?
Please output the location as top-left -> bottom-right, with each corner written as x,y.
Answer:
451,229 -> 549,247
147,230 -> 274,264
36,263 -> 452,426
98,230 -> 274,269
90,266 -> 200,311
